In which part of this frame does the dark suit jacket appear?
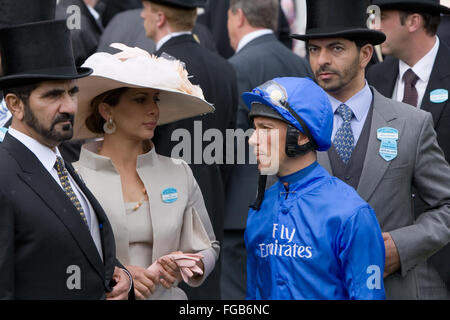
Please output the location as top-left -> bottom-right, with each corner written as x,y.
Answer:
197,0 -> 293,59
0,133 -> 129,299
225,33 -> 312,230
56,0 -> 104,66
437,16 -> 450,48
366,43 -> 450,293
153,34 -> 238,299
95,0 -> 142,27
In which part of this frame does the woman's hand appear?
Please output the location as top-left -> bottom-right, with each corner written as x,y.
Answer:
158,251 -> 183,288
126,265 -> 159,300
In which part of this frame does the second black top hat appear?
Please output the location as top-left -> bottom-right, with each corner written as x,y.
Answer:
291,0 -> 386,45
372,0 -> 450,15
0,0 -> 56,29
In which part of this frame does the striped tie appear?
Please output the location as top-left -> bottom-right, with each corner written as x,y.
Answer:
54,156 -> 88,226
333,104 -> 355,164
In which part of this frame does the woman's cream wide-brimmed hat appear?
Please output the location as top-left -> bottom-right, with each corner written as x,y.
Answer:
74,43 -> 214,139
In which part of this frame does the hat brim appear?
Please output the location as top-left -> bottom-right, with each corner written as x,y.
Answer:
73,75 -> 215,140
0,67 -> 93,89
291,29 -> 386,45
248,102 -> 288,123
374,2 -> 450,15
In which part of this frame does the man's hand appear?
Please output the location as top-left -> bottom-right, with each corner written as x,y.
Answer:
106,267 -> 131,300
126,265 -> 159,300
383,232 -> 401,278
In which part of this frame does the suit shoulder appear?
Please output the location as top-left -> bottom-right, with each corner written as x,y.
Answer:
0,146 -> 18,169
372,88 -> 431,122
230,42 -> 310,76
367,56 -> 398,81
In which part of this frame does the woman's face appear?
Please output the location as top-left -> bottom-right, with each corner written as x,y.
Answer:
105,88 -> 160,141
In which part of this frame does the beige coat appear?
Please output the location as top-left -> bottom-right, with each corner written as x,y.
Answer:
73,143 -> 219,299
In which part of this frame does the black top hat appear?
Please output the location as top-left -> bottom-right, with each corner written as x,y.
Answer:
0,0 -> 56,29
372,0 -> 450,15
291,0 -> 386,45
145,0 -> 206,9
0,20 -> 92,89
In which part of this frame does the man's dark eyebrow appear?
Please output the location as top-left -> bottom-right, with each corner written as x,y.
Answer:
69,86 -> 79,94
327,41 -> 345,48
40,89 -> 64,98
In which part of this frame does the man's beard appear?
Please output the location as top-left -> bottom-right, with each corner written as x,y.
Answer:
314,57 -> 360,93
23,102 -> 74,144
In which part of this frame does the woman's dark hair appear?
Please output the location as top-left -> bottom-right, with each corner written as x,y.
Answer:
85,87 -> 129,134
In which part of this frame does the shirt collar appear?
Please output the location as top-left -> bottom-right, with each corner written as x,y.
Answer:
156,31 -> 192,51
236,29 -> 273,53
8,127 -> 61,172
278,161 -> 319,184
86,5 -> 100,21
398,36 -> 440,83
327,81 -> 373,122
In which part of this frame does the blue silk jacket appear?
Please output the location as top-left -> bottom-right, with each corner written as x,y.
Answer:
245,162 -> 386,300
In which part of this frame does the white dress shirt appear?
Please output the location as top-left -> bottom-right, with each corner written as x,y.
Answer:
392,36 -> 440,108
236,29 -> 273,53
328,82 -> 373,145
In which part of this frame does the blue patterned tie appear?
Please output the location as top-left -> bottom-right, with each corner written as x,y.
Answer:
333,104 -> 355,164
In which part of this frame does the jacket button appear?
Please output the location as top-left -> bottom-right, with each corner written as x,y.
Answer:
281,208 -> 289,215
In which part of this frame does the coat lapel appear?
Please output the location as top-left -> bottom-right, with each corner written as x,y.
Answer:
357,88 -> 405,201
420,43 -> 450,128
373,56 -> 399,98
3,134 -> 105,279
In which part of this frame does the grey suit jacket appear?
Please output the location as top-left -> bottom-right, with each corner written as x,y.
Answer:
225,33 -> 312,229
318,87 -> 450,299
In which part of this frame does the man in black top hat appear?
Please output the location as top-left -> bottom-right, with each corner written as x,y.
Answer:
0,0 -> 87,163
366,0 -> 450,299
140,0 -> 238,300
0,19 -> 133,300
291,0 -> 450,300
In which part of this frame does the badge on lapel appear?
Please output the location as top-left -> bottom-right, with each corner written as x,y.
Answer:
377,127 -> 398,161
430,89 -> 448,104
162,187 -> 178,203
0,127 -> 8,143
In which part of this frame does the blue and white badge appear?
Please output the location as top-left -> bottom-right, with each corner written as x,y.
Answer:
377,127 -> 398,161
161,187 -> 178,203
430,89 -> 448,104
0,127 -> 8,143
